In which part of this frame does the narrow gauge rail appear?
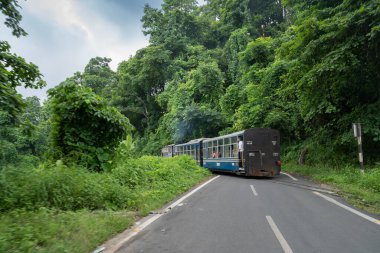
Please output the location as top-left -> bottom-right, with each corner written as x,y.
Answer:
161,128 -> 281,177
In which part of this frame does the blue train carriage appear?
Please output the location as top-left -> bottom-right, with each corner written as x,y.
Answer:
173,138 -> 204,166
161,144 -> 175,157
203,128 -> 281,177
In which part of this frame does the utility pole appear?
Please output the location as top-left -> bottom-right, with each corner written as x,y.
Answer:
352,123 -> 364,173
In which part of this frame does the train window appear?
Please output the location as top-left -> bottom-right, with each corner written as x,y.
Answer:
208,147 -> 212,158
225,138 -> 230,144
218,146 -> 223,158
212,147 -> 216,158
224,145 -> 229,158
213,140 -> 217,147
218,139 -> 223,146
232,143 -> 238,157
231,136 -> 238,144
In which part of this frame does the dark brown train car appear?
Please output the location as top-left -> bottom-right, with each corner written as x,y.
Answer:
243,128 -> 281,177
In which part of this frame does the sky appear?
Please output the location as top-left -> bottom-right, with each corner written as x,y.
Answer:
1,0 -> 187,102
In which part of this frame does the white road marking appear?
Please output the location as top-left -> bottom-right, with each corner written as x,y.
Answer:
266,216 -> 294,253
313,191 -> 380,225
104,175 -> 221,253
164,175 -> 220,212
281,172 -> 298,181
250,185 -> 258,196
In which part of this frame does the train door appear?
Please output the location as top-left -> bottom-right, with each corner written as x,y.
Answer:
199,141 -> 203,166
195,144 -> 199,165
246,150 -> 262,176
244,128 -> 280,176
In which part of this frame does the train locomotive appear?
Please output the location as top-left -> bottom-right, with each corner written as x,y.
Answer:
161,128 -> 281,177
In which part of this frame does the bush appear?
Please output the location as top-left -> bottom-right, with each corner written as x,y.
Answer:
0,155 -> 211,252
0,163 -> 132,211
0,155 -> 210,213
47,81 -> 132,171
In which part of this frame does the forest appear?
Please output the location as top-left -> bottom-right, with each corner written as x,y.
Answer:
2,0 -> 380,169
0,0 -> 380,252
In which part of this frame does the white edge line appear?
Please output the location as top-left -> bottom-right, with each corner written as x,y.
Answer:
165,175 -> 220,211
109,175 -> 221,252
313,191 -> 380,225
266,216 -> 294,253
281,172 -> 298,181
250,185 -> 258,196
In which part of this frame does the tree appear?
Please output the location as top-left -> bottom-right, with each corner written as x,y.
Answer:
0,41 -> 45,119
81,57 -> 117,97
0,0 -> 27,37
0,96 -> 48,167
188,61 -> 225,107
0,0 -> 45,119
113,45 -> 171,133
141,0 -> 200,56
224,27 -> 251,83
277,0 -> 380,157
48,81 -> 132,171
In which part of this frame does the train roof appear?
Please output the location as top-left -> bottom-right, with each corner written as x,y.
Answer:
175,138 -> 206,146
203,130 -> 244,142
173,128 -> 276,146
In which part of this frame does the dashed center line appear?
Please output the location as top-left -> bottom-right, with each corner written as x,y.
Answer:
250,184 -> 258,196
266,216 -> 294,253
281,172 -> 298,181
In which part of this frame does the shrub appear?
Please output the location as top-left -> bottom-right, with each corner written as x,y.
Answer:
0,155 -> 210,212
47,81 -> 132,171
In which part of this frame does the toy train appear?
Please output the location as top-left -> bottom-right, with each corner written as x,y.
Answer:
161,128 -> 281,177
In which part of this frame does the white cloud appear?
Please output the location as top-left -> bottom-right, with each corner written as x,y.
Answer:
24,0 -> 149,70
3,0 -> 154,101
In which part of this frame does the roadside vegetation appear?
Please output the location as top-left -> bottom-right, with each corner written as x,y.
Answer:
0,156 -> 210,253
1,0 -> 379,252
283,163 -> 380,215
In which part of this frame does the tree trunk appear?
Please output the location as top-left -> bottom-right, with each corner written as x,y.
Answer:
298,148 -> 307,165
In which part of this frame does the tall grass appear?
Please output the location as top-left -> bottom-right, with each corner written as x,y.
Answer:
283,163 -> 380,214
0,155 -> 210,252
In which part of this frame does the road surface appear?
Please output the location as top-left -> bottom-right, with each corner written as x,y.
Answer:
114,173 -> 380,253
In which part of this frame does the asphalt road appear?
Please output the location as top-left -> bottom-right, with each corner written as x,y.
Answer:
115,173 -> 380,253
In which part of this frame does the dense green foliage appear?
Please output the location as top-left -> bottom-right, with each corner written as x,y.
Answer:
1,0 -> 45,120
0,96 -> 48,167
1,0 -> 46,169
48,81 -> 132,171
111,0 -> 379,163
0,155 -> 208,212
0,155 -> 210,252
1,0 -> 379,165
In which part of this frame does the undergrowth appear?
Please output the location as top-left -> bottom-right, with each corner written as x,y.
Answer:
283,163 -> 380,214
0,155 -> 210,252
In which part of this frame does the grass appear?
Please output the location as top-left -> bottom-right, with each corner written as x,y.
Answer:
283,163 -> 380,214
0,155 -> 211,253
0,209 -> 134,253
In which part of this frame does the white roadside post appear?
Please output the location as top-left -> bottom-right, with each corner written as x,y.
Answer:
352,123 -> 364,173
